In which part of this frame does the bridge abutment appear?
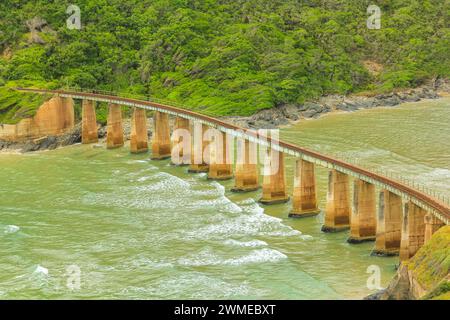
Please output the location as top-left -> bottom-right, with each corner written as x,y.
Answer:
81,100 -> 98,144
106,103 -> 124,149
321,170 -> 351,232
259,149 -> 289,205
289,159 -> 320,218
372,190 -> 402,256
348,179 -> 377,243
151,111 -> 171,160
232,139 -> 259,192
208,131 -> 234,180
400,201 -> 427,261
130,108 -> 148,154
189,123 -> 210,173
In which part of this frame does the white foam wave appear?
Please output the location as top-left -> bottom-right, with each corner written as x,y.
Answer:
130,256 -> 174,269
4,225 -> 20,234
238,198 -> 257,205
126,159 -> 152,165
184,211 -> 300,240
134,172 -> 191,192
120,273 -> 253,299
416,168 -> 450,191
224,239 -> 268,247
178,248 -> 287,267
225,248 -> 287,265
346,148 -> 392,159
82,172 -> 195,209
137,176 -> 152,182
33,265 -> 49,276
194,196 -> 243,214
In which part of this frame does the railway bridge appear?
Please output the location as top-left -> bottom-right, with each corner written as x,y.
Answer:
16,87 -> 450,261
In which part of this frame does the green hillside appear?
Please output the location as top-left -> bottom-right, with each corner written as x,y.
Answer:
0,0 -> 449,123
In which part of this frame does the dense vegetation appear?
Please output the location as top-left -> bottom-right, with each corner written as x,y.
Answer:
409,226 -> 450,300
0,0 -> 449,123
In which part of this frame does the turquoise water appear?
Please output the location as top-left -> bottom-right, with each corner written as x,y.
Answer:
0,98 -> 448,299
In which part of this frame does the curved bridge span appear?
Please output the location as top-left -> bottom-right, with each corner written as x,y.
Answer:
16,87 -> 449,260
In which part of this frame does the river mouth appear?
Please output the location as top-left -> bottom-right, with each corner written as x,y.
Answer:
0,98 -> 448,299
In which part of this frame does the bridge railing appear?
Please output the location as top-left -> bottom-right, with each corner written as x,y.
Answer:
329,151 -> 450,207
60,86 -> 219,117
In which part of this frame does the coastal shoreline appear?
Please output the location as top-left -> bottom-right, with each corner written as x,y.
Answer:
222,78 -> 450,129
1,79 -> 449,154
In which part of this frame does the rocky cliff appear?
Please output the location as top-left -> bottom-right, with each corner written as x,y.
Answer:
368,226 -> 450,300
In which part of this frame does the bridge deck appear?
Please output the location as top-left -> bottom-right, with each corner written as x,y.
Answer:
15,87 -> 450,224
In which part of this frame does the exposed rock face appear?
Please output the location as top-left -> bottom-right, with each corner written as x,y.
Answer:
0,96 -> 74,141
0,123 -> 81,152
366,226 -> 450,300
222,81 -> 448,129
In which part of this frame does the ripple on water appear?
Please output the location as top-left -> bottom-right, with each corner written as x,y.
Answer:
120,273 -> 255,299
177,248 -> 287,267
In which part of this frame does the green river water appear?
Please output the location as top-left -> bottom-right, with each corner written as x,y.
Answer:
0,98 -> 449,299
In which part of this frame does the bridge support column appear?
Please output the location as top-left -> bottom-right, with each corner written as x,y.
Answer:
232,139 -> 259,192
348,179 -> 377,243
81,100 -> 98,144
259,149 -> 289,205
289,159 -> 319,218
399,201 -> 427,261
61,97 -> 75,130
372,190 -> 402,256
424,213 -> 444,244
130,108 -> 148,154
321,170 -> 350,232
171,117 -> 191,166
208,131 -> 233,180
189,123 -> 210,173
151,111 -> 171,160
106,103 -> 124,149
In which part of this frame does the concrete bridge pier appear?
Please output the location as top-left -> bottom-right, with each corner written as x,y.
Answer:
259,149 -> 289,205
400,201 -> 427,261
171,117 -> 191,166
348,179 -> 377,243
151,111 -> 171,160
208,131 -> 234,180
321,170 -> 351,232
81,100 -> 98,144
231,139 -> 259,192
61,97 -> 75,129
424,213 -> 444,243
130,108 -> 148,154
189,123 -> 210,173
289,159 -> 320,218
106,103 -> 124,149
372,190 -> 402,256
